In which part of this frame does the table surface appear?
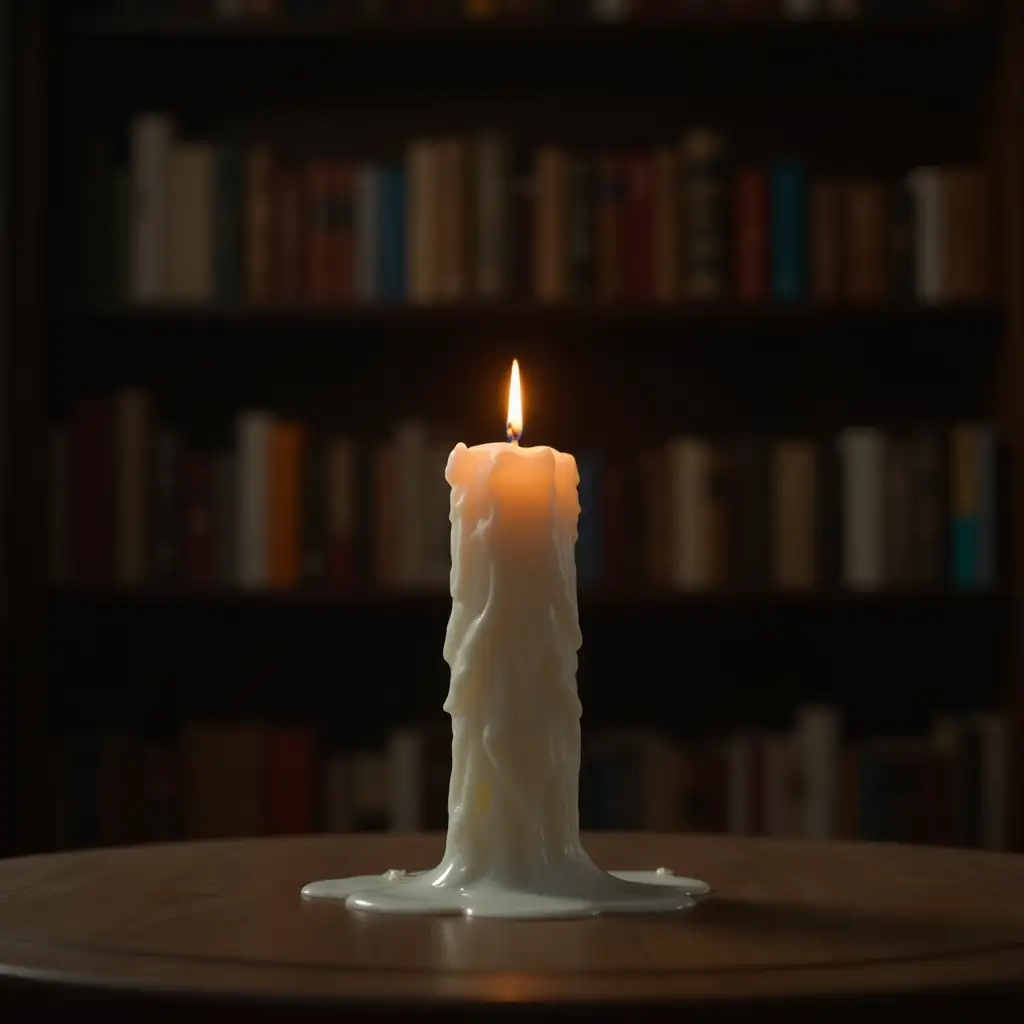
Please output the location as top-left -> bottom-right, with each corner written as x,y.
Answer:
0,832 -> 1023,1013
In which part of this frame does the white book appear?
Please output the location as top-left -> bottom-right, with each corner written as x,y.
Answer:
388,728 -> 424,833
114,388 -> 150,587
237,411 -> 273,588
166,142 -> 215,304
797,705 -> 840,839
475,132 -> 509,300
907,166 -> 945,305
839,427 -> 885,590
130,112 -> 174,302
354,165 -> 378,303
668,437 -> 709,591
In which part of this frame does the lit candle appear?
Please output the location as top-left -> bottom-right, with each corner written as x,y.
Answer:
437,359 -> 586,889
301,362 -> 709,917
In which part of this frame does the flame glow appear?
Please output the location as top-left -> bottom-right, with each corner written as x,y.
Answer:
506,359 -> 523,443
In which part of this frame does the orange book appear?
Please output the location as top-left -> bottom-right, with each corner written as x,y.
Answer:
268,421 -> 304,588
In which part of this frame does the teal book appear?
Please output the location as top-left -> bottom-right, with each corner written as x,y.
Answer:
770,160 -> 808,302
952,517 -> 980,588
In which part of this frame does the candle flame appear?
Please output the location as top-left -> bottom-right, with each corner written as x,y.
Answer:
506,359 -> 523,444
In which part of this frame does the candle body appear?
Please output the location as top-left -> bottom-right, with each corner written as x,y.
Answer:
438,440 -> 589,888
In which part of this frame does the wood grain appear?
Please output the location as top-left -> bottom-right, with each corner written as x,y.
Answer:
0,833 -> 1022,1016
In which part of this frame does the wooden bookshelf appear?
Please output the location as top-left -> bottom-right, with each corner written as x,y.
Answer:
4,0 -> 1023,855
48,585 -> 1008,608
63,301 -> 998,326
64,8 -> 997,39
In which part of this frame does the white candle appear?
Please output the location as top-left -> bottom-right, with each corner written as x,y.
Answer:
301,361 -> 708,917
437,359 -> 586,888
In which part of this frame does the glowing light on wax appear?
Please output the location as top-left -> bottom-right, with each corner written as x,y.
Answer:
506,358 -> 523,444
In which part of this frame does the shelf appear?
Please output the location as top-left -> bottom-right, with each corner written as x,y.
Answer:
65,15 -> 994,44
49,587 -> 1009,612
65,14 -> 994,41
60,302 -> 998,330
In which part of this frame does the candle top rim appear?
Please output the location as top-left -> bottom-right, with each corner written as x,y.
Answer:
455,440 -> 576,461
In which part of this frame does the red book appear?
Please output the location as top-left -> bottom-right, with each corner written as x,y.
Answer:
734,166 -> 769,302
71,397 -> 114,586
267,728 -> 318,834
624,152 -> 654,303
183,455 -> 215,586
305,161 -> 334,305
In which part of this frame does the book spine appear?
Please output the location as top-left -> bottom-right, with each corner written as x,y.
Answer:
770,160 -> 808,302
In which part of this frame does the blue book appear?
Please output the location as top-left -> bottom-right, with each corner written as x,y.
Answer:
770,160 -> 808,302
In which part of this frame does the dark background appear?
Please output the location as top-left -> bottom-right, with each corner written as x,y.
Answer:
1,0 -> 1021,857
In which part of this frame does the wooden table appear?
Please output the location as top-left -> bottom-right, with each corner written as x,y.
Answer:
0,833 -> 1022,1020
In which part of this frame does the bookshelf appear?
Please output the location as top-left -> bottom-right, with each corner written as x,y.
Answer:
3,0 -> 1022,856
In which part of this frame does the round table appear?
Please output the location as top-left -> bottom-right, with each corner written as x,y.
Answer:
0,833 -> 1022,1019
